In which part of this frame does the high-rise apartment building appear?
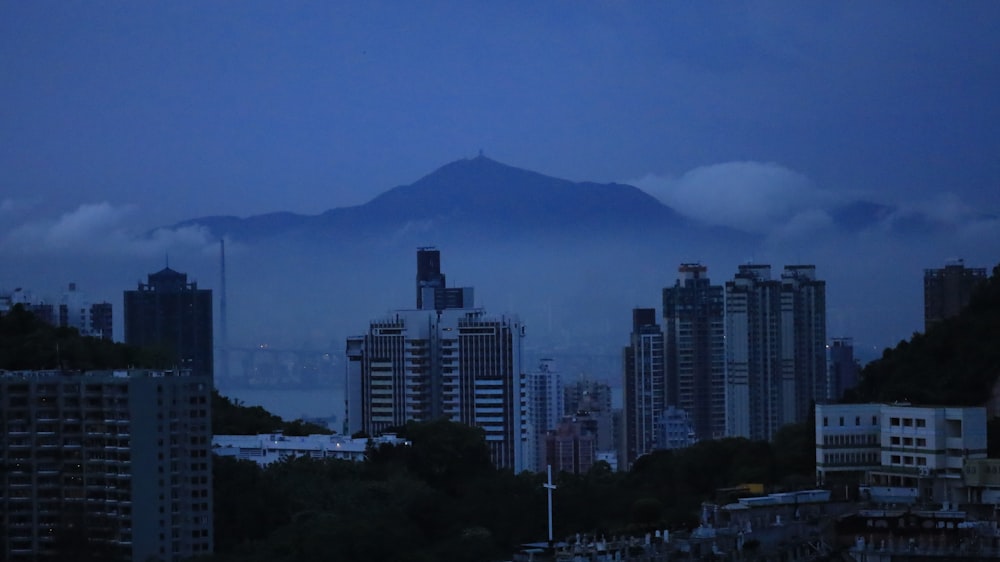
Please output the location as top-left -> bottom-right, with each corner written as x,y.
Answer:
0,369 -> 213,562
59,283 -> 113,340
525,358 -> 564,472
781,265 -> 827,422
725,264 -> 784,440
923,259 -> 987,331
124,268 -> 213,377
622,308 -> 665,468
346,249 -> 527,471
663,264 -> 725,442
726,264 -> 827,439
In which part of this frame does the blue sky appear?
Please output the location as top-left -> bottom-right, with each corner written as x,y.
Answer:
3,2 -> 999,230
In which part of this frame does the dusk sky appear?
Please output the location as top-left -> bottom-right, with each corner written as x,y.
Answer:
3,2 -> 999,232
2,3 -> 999,365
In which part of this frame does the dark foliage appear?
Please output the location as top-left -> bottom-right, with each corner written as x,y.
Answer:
0,304 -> 170,370
849,265 -> 1000,406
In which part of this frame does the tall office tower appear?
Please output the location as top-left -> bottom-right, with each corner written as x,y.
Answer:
828,337 -> 859,402
58,283 -> 113,340
622,308 -> 665,468
416,246 -> 473,311
124,267 -> 214,377
0,369 -> 213,562
525,358 -> 564,471
663,264 -> 725,442
781,265 -> 827,423
923,259 -> 987,331
348,249 -> 527,471
725,265 -> 785,440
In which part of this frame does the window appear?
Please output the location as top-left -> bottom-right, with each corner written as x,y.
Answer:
839,417 -> 845,426
903,418 -> 913,427
856,416 -> 861,426
917,438 -> 926,447
890,417 -> 900,426
823,417 -> 828,427
891,455 -> 901,464
916,419 -> 926,428
891,436 -> 900,445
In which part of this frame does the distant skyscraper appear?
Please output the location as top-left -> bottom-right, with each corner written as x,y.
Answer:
781,265 -> 827,423
525,358 -> 563,471
563,377 -> 616,455
347,249 -> 527,471
663,264 -> 725,442
622,308 -> 665,468
924,259 -> 987,331
416,246 -> 473,311
828,337 -> 859,401
124,267 -> 214,377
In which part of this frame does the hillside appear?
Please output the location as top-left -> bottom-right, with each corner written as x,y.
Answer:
849,264 -> 1000,406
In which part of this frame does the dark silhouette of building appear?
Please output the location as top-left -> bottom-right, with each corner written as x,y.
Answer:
416,246 -> 472,311
663,264 -> 725,442
924,259 -> 987,331
622,307 -> 664,468
828,337 -> 859,402
542,417 -> 596,475
124,267 -> 213,377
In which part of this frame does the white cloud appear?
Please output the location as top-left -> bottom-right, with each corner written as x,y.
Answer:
0,202 -> 216,257
629,161 -> 837,233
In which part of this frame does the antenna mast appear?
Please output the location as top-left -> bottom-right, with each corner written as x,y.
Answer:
219,239 -> 228,381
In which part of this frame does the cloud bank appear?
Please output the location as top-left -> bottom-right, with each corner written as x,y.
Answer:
0,202 -> 217,257
630,161 -> 838,234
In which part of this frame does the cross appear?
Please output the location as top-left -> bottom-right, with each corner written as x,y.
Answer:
544,464 -> 556,543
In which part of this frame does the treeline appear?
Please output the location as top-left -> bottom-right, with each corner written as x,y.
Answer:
196,418 -> 815,562
212,391 -> 331,436
848,264 -> 1000,406
0,303 -> 172,370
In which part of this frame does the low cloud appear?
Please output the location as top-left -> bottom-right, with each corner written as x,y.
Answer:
630,161 -> 837,233
0,202 -> 216,257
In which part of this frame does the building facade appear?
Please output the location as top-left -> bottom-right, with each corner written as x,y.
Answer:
924,259 -> 987,331
622,308 -> 665,468
663,264 -> 725,442
124,268 -> 213,377
0,369 -> 213,562
525,358 -> 564,472
816,403 -> 988,506
541,418 -> 596,475
781,266 -> 828,421
346,249 -> 527,472
725,264 -> 827,440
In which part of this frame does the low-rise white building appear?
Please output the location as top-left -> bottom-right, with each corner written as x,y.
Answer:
816,403 -> 987,505
212,433 -> 410,467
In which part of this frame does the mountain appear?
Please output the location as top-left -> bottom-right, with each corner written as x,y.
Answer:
171,156 -> 701,243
